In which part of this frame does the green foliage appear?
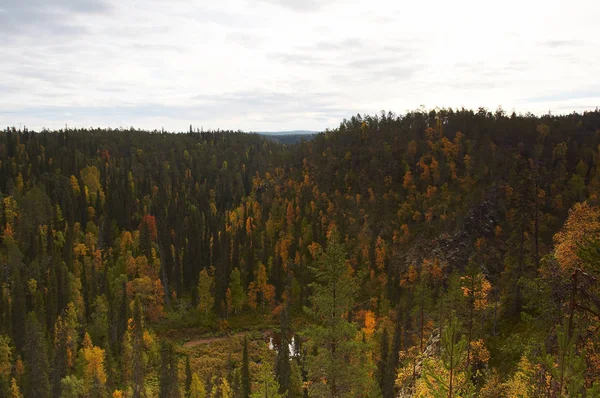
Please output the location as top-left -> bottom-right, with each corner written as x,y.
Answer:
540,322 -> 586,397
229,268 -> 245,314
24,313 -> 51,398
60,375 -> 85,398
1,109 -> 600,395
423,316 -> 471,398
304,227 -> 377,397
242,336 -> 251,398
159,341 -> 180,398
250,349 -> 282,398
198,269 -> 215,315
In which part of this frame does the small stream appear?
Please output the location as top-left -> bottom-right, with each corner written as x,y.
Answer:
266,332 -> 297,358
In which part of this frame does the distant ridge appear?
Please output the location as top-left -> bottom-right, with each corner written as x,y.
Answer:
255,130 -> 318,135
258,130 -> 317,144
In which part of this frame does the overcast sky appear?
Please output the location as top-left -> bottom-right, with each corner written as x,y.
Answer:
1,0 -> 599,132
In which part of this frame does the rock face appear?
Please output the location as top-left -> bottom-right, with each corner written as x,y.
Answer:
402,184 -> 504,275
396,329 -> 440,398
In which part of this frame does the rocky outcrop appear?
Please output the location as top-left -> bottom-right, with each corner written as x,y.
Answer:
397,329 -> 441,398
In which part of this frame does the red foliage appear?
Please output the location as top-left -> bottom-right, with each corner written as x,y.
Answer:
139,215 -> 158,242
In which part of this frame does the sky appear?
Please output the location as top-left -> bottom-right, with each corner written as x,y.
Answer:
1,0 -> 599,132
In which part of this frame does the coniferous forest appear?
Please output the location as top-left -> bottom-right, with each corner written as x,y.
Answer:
1,108 -> 600,397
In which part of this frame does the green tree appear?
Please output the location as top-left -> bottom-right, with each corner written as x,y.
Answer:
540,322 -> 586,397
159,341 -> 180,398
229,268 -> 245,314
422,316 -> 470,398
197,268 -> 215,315
189,374 -> 206,398
60,375 -> 85,398
242,336 -> 251,398
251,349 -> 282,398
304,227 -> 376,397
24,313 -> 51,398
377,328 -> 388,394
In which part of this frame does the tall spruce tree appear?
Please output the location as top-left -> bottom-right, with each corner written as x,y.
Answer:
24,313 -> 51,398
159,341 -> 180,398
242,336 -> 250,398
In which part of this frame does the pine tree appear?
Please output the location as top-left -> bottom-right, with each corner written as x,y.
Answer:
304,226 -> 376,397
540,322 -> 586,397
383,309 -> 402,398
242,336 -> 250,398
24,312 -> 51,398
229,268 -> 245,314
251,349 -> 282,398
422,316 -> 470,398
159,341 -> 180,398
139,218 -> 152,261
377,328 -> 389,394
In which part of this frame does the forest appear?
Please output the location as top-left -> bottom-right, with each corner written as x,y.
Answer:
0,108 -> 600,397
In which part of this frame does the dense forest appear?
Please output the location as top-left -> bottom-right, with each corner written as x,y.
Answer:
1,108 -> 600,397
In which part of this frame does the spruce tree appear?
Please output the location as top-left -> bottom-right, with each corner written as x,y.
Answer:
24,313 -> 51,398
241,336 -> 250,398
159,341 -> 180,398
378,327 -> 389,394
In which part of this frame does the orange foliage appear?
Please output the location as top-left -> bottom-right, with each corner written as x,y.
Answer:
554,201 -> 600,271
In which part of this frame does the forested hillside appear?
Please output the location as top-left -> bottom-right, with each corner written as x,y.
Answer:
1,108 -> 600,397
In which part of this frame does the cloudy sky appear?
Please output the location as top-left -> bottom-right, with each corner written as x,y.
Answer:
1,0 -> 599,132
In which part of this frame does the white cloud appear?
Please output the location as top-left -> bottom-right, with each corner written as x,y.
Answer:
1,0 -> 599,131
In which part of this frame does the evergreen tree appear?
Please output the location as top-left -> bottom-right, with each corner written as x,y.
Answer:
139,219 -> 152,261
377,327 -> 389,394
242,336 -> 250,398
422,316 -> 470,398
229,268 -> 244,314
304,226 -> 376,397
159,341 -> 180,398
251,349 -> 282,398
24,312 -> 51,398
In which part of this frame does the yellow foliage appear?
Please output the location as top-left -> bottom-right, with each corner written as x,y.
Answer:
469,339 -> 490,365
82,334 -> 107,385
10,378 -> 22,398
503,356 -> 534,398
